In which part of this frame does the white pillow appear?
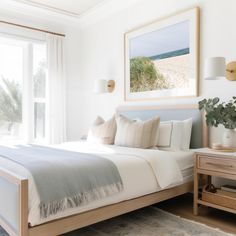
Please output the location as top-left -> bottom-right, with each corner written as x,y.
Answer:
158,118 -> 192,151
87,116 -> 117,144
114,115 -> 160,149
157,122 -> 173,147
181,118 -> 193,150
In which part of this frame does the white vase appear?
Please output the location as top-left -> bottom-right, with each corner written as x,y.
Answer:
222,129 -> 236,147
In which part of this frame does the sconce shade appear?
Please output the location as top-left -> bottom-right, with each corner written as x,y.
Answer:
94,79 -> 107,93
204,57 -> 226,80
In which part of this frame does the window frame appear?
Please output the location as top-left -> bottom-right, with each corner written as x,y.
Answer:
0,35 -> 48,143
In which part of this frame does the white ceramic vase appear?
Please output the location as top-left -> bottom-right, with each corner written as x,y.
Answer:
222,129 -> 236,147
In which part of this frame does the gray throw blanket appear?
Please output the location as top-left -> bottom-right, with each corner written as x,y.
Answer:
0,145 -> 123,219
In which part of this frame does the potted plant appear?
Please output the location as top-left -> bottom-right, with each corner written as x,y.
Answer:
199,97 -> 236,147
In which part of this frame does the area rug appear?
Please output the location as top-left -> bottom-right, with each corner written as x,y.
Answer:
0,207 -> 234,236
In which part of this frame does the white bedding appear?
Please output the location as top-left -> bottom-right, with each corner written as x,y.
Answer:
0,141 -> 194,226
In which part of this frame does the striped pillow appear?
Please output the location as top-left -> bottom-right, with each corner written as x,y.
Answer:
87,116 -> 117,144
114,115 -> 160,148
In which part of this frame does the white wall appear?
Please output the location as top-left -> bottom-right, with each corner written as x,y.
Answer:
1,1 -> 236,143
67,0 -> 236,142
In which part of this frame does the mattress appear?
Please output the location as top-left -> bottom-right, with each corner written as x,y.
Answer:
0,141 -> 194,226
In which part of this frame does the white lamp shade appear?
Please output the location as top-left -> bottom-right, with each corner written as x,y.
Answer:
204,57 -> 226,80
94,79 -> 107,93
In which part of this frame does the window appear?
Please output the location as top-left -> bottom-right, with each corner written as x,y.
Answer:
33,43 -> 47,141
0,36 -> 47,143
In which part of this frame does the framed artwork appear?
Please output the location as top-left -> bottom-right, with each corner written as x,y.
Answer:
124,7 -> 200,101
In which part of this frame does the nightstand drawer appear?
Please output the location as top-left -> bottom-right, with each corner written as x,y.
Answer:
198,155 -> 236,174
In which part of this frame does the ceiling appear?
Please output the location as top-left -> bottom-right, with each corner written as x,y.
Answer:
11,0 -> 107,17
2,0 -> 141,27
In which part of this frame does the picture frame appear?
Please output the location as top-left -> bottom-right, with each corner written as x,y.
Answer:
124,7 -> 200,101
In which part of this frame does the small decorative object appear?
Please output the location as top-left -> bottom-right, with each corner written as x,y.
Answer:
124,7 -> 200,101
205,184 -> 217,193
199,97 -> 236,147
211,143 -> 223,150
221,185 -> 236,193
210,145 -> 236,152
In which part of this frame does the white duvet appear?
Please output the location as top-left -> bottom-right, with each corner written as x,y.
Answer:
0,141 -> 194,226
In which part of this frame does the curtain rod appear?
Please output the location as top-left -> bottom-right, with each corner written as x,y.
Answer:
0,20 -> 65,37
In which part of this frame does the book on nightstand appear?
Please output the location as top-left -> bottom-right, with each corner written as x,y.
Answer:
221,185 -> 236,193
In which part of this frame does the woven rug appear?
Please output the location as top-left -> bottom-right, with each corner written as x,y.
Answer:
0,207 -> 234,236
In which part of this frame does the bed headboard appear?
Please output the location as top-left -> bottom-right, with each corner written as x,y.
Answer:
116,104 -> 208,149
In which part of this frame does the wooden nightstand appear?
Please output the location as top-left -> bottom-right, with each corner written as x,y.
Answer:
194,149 -> 236,215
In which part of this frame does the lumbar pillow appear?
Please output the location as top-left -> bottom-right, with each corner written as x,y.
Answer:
87,116 -> 117,144
114,115 -> 160,149
158,118 -> 192,151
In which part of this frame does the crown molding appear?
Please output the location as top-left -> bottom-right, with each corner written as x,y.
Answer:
10,0 -> 111,18
0,0 -> 142,28
0,0 -> 81,25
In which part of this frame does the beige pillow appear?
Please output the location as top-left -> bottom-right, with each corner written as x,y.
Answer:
87,116 -> 117,144
114,115 -> 160,148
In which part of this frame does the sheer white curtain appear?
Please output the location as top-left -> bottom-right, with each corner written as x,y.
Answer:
46,34 -> 66,144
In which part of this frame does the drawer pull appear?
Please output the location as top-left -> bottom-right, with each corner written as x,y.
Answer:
205,162 -> 233,168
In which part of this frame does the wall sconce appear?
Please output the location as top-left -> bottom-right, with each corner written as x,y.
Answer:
226,61 -> 236,81
204,57 -> 236,81
94,79 -> 115,93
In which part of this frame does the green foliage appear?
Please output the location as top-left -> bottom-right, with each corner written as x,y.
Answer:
130,57 -> 172,92
199,97 -> 236,129
0,77 -> 22,130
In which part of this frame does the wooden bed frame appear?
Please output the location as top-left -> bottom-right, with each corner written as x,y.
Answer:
0,104 -> 208,236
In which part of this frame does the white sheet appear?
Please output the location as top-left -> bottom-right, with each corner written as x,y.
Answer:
0,141 -> 194,226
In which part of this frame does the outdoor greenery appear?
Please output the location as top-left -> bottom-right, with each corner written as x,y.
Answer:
0,77 -> 22,131
199,97 -> 236,129
130,57 -> 172,92
0,58 -> 46,136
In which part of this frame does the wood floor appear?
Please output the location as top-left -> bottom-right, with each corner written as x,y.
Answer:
155,193 -> 236,235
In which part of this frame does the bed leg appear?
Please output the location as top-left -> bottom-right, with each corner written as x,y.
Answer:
19,179 -> 28,236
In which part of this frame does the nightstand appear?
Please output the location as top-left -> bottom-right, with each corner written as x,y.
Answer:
194,149 -> 236,215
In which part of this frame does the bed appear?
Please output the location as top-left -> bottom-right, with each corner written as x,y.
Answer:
0,104 -> 207,236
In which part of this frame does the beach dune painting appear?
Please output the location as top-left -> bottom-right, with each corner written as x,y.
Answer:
125,7 -> 199,101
